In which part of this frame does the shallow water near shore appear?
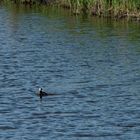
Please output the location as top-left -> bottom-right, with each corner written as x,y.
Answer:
0,4 -> 140,140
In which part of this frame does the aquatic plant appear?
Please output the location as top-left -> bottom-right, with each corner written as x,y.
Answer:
2,0 -> 140,19
57,0 -> 140,19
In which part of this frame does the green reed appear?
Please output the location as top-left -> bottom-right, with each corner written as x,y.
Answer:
2,0 -> 140,18
59,0 -> 140,17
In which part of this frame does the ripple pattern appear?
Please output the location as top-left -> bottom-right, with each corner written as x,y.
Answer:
0,5 -> 140,140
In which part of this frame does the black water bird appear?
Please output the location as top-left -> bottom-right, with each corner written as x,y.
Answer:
37,88 -> 48,99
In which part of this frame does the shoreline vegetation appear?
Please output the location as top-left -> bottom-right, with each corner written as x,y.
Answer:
2,0 -> 140,21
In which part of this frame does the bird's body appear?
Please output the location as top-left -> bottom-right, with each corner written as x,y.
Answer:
37,88 -> 48,99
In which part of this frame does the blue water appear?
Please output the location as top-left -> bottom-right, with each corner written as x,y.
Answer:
0,4 -> 140,140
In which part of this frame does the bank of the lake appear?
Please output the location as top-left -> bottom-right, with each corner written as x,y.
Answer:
2,0 -> 140,21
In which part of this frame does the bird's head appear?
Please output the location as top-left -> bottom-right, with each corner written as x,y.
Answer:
39,88 -> 42,92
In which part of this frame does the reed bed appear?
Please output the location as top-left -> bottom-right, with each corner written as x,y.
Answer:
2,0 -> 140,19
58,0 -> 140,19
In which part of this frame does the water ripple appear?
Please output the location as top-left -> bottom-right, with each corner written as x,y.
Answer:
0,4 -> 140,140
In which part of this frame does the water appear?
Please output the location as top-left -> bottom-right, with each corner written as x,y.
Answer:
0,4 -> 140,140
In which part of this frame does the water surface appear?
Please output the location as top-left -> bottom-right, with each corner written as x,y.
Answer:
0,4 -> 140,140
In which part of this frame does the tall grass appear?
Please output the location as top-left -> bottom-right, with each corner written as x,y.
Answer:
2,0 -> 140,19
58,0 -> 140,18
